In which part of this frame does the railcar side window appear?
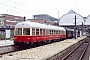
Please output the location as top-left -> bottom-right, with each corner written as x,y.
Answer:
32,28 -> 35,35
23,28 -> 30,35
56,30 -> 58,34
62,31 -> 64,34
53,30 -> 55,34
52,30 -> 54,35
43,29 -> 45,35
46,29 -> 48,35
36,29 -> 39,35
15,28 -> 22,35
59,30 -> 60,34
50,30 -> 52,35
60,30 -> 62,34
64,31 -> 66,34
57,30 -> 59,34
40,29 -> 42,35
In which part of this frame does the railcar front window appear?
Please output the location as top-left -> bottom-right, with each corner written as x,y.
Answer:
15,28 -> 22,35
23,28 -> 30,35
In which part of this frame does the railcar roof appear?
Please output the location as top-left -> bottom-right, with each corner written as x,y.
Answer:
15,21 -> 66,31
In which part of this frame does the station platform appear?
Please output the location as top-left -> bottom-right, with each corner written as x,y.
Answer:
0,40 -> 13,47
0,36 -> 87,60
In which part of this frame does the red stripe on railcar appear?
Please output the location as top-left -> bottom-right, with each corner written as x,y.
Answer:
14,35 -> 66,42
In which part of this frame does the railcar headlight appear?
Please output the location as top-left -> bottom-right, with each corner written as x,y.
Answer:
14,37 -> 17,39
28,38 -> 30,39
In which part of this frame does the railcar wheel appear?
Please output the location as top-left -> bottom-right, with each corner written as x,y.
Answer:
14,41 -> 19,46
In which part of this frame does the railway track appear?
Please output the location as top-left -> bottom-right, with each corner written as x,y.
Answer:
81,37 -> 90,60
61,42 -> 89,60
0,45 -> 31,55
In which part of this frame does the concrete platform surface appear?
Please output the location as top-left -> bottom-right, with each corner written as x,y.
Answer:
0,40 -> 14,47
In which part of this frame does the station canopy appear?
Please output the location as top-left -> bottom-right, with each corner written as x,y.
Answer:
85,15 -> 90,25
59,10 -> 84,26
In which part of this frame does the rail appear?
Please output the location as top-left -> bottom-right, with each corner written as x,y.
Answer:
62,42 -> 88,60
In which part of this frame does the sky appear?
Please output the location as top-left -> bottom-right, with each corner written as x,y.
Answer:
0,0 -> 90,19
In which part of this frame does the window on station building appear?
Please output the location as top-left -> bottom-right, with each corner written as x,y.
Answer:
15,28 -> 22,35
23,28 -> 30,35
32,28 -> 35,35
36,28 -> 39,35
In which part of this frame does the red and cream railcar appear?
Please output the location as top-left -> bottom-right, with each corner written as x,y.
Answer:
14,21 -> 66,45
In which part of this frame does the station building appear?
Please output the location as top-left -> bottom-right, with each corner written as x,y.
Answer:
0,14 -> 24,39
59,10 -> 85,36
0,14 -> 24,28
84,15 -> 90,36
29,14 -> 59,25
59,10 -> 84,27
85,15 -> 90,25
